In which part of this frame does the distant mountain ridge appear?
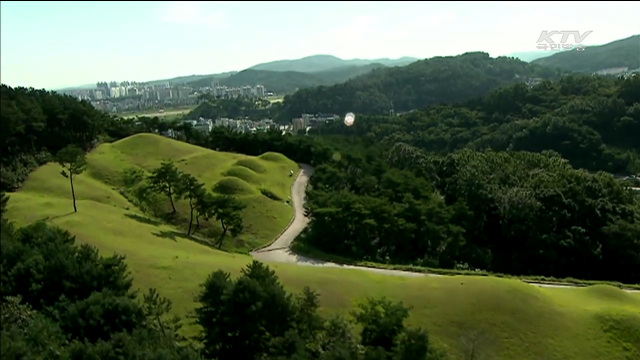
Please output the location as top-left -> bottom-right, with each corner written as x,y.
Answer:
277,51 -> 563,119
248,54 -> 418,72
187,63 -> 388,94
532,34 -> 640,73
57,54 -> 416,91
54,35 -> 639,91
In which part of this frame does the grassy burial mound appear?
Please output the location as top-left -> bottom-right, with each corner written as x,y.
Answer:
13,133 -> 300,252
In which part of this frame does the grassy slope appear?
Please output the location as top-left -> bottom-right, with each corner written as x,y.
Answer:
6,136 -> 640,360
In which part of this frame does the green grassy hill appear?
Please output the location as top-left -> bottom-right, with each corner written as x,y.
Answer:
15,133 -> 299,252
5,134 -> 640,360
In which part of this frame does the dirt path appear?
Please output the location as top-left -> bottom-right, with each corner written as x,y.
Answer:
251,165 -> 640,292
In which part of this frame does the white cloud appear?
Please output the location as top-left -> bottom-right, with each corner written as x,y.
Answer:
158,1 -> 228,27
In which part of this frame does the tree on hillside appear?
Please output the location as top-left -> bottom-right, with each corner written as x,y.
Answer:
193,191 -> 217,234
55,145 -> 87,213
194,261 -> 438,360
194,261 -> 297,359
176,173 -> 205,235
210,195 -> 246,249
148,160 -> 182,214
352,297 -> 431,360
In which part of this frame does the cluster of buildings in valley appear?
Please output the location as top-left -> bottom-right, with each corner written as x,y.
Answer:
592,67 -> 640,77
159,113 -> 340,138
59,80 -> 271,114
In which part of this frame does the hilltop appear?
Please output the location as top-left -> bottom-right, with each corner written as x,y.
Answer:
248,54 -> 417,72
186,54 -> 417,94
533,34 -> 640,73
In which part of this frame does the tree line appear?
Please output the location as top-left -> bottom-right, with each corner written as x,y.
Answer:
0,200 -> 449,360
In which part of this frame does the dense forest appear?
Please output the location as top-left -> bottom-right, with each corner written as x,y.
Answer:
0,85 -> 111,191
277,52 -> 563,119
314,75 -> 640,174
1,196 -> 445,360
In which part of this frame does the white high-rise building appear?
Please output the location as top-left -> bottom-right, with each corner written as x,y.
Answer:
255,85 -> 265,97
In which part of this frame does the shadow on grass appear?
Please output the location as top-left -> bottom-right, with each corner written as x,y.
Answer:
152,230 -> 187,242
38,211 -> 75,222
152,230 -> 220,250
125,213 -> 163,226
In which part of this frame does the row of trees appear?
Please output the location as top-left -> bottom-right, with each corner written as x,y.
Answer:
0,199 -> 448,360
145,160 -> 245,248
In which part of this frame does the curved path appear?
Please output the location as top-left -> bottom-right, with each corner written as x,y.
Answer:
252,165 -> 639,291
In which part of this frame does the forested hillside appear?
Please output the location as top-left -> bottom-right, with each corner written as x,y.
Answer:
0,85 -> 111,191
315,74 -> 640,175
278,52 -> 562,119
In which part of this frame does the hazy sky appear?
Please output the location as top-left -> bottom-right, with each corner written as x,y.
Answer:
1,1 -> 639,89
